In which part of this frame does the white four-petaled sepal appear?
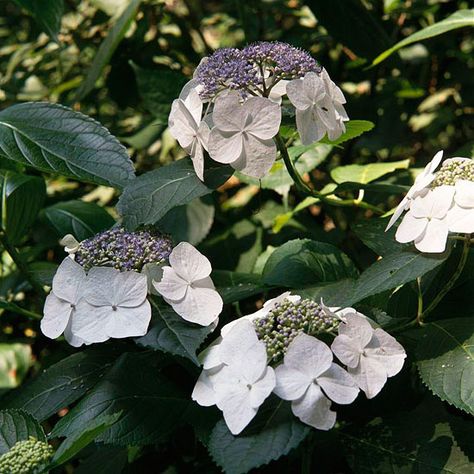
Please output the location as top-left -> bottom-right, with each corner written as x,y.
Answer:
447,180 -> 474,233
154,242 -> 223,326
331,313 -> 406,399
208,91 -> 281,178
274,333 -> 358,430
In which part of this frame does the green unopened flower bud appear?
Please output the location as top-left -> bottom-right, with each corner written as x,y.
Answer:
431,158 -> 474,187
0,437 -> 53,474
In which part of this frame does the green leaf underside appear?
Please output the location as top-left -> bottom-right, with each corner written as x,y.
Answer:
51,353 -> 189,445
372,9 -> 474,65
0,102 -> 135,189
117,158 -> 232,230
263,239 -> 358,288
0,409 -> 46,455
75,0 -> 142,101
207,400 -> 309,474
1,348 -> 119,422
135,304 -> 212,365
416,318 -> 474,415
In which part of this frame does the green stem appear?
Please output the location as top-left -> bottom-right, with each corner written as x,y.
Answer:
416,277 -> 423,325
0,227 -> 46,297
419,235 -> 471,324
275,133 -> 384,215
0,299 -> 42,320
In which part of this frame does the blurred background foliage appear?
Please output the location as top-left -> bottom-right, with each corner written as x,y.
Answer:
0,0 -> 473,472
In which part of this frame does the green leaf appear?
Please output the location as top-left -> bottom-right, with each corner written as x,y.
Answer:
416,318 -> 474,416
157,198 -> 215,246
372,9 -> 474,66
305,0 -> 391,58
0,102 -> 135,189
76,446 -> 128,474
330,159 -> 410,184
298,278 -> 357,307
1,347 -> 119,422
75,0 -> 142,101
0,171 -> 46,244
136,303 -> 212,365
0,409 -> 45,455
0,344 -> 31,389
132,63 -> 188,121
262,239 -> 358,288
13,0 -> 63,41
50,412 -> 121,468
342,397 -> 474,473
51,353 -> 189,445
42,200 -> 115,241
320,120 -> 375,146
207,400 -> 309,474
117,158 -> 232,230
212,271 -> 267,304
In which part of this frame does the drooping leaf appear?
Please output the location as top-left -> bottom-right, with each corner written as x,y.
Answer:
51,353 -> 189,446
0,344 -> 31,389
132,63 -> 188,122
0,409 -> 46,455
0,171 -> 46,244
42,200 -> 115,242
50,412 -> 122,468
1,347 -> 119,422
136,304 -> 212,365
263,239 -> 358,288
415,318 -> 474,415
75,0 -> 142,101
117,158 -> 232,230
13,0 -> 64,41
320,120 -> 375,146
372,9 -> 474,66
207,400 -> 309,474
0,102 -> 135,189
330,159 -> 410,184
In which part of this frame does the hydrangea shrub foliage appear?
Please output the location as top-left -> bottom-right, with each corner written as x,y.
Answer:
0,1 -> 473,473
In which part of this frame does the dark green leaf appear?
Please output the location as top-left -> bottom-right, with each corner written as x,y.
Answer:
207,400 -> 309,474
1,347 -> 119,422
0,409 -> 45,455
0,102 -> 135,189
13,0 -> 63,41
117,158 -> 232,230
51,412 -> 121,468
75,0 -> 142,101
0,171 -> 46,244
415,318 -> 474,415
372,9 -> 474,65
263,239 -> 358,288
212,271 -> 267,304
136,304 -> 212,365
298,278 -> 358,307
51,353 -> 189,445
132,63 -> 187,121
76,446 -> 128,474
43,200 -> 115,241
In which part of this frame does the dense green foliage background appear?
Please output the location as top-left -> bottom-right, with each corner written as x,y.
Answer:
0,0 -> 472,472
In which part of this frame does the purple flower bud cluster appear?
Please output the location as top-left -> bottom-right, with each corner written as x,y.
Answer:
75,228 -> 173,272
195,42 -> 320,100
255,298 -> 339,362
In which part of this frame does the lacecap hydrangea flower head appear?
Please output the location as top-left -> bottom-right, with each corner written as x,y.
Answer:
192,292 -> 406,435
386,151 -> 474,253
41,228 -> 222,347
168,41 -> 349,181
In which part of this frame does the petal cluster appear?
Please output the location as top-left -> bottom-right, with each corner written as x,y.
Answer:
41,257 -> 151,346
386,152 -> 474,253
154,242 -> 223,326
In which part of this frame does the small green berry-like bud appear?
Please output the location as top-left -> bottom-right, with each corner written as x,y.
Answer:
431,158 -> 474,187
0,437 -> 53,474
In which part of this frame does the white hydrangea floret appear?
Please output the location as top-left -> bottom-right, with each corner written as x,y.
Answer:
208,91 -> 282,178
154,242 -> 223,326
192,320 -> 275,435
331,313 -> 406,399
274,333 -> 359,430
168,88 -> 210,181
447,179 -> 474,233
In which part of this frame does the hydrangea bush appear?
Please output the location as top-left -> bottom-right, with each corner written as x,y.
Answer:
0,1 -> 473,473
